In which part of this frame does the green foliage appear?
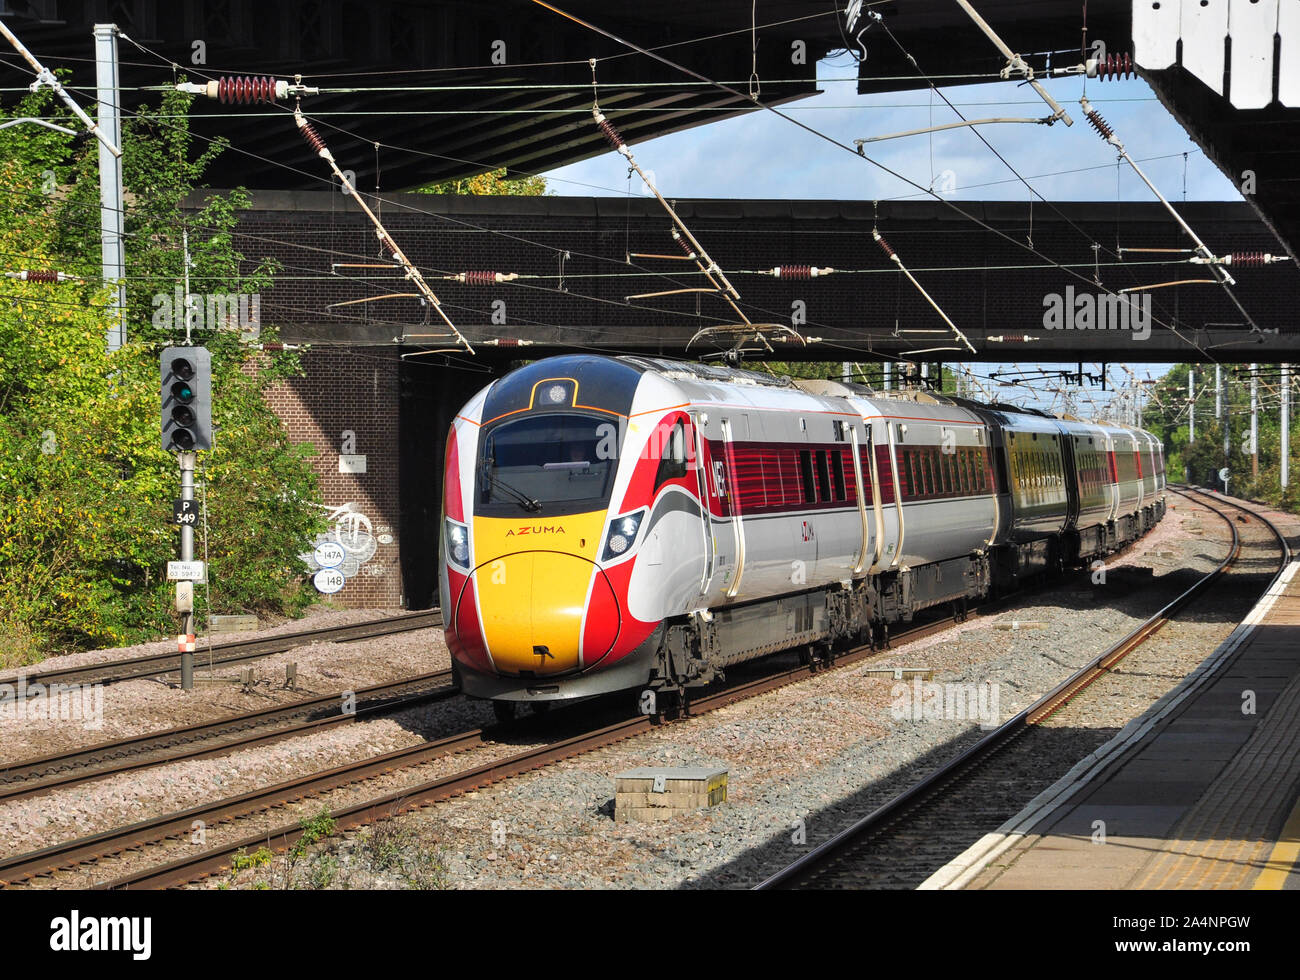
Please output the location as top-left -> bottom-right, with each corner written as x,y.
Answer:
230,846 -> 273,872
1145,363 -> 1299,507
307,853 -> 340,889
415,167 -> 549,196
0,83 -> 323,659
290,807 -> 337,860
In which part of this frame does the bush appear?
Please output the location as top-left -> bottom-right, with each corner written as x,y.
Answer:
0,85 -> 324,659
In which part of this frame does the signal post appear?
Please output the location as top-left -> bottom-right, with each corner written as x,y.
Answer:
160,347 -> 213,690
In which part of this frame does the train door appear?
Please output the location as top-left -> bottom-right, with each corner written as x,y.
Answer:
720,415 -> 748,599
1104,435 -> 1120,522
849,423 -> 874,576
1062,434 -> 1081,529
864,416 -> 890,573
689,412 -> 715,598
886,420 -> 906,570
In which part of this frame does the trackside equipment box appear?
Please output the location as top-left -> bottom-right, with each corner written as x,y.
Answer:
614,767 -> 728,824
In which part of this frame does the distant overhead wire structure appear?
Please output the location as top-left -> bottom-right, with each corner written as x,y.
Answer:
588,62 -> 807,357
523,0 -> 1269,365
8,7 -> 1280,381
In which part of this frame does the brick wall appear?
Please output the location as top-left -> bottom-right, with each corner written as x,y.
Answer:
266,348 -> 404,608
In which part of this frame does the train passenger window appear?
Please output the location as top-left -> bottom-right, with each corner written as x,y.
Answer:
655,422 -> 690,488
899,450 -> 913,499
831,451 -> 846,501
799,450 -> 816,504
921,452 -> 933,497
816,451 -> 832,503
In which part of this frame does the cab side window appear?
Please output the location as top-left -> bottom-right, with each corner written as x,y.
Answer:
655,422 -> 689,488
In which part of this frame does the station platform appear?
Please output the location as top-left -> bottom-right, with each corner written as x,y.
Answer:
924,504 -> 1300,891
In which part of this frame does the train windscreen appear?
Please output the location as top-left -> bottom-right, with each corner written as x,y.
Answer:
477,414 -> 618,517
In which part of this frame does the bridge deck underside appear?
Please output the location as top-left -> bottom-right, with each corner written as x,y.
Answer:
230,193 -> 1298,364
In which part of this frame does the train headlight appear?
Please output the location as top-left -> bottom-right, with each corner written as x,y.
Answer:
445,518 -> 471,570
602,510 -> 645,563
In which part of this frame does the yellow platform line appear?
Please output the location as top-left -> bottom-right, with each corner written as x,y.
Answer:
1253,792 -> 1300,890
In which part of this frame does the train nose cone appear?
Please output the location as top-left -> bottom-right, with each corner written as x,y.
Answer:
465,551 -> 620,675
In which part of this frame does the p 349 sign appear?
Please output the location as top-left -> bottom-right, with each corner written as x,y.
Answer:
173,499 -> 197,526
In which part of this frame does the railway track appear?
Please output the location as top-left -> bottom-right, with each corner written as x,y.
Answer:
0,509 -> 1187,889
0,670 -> 456,803
0,609 -> 442,695
754,488 -> 1291,889
0,602 -> 978,889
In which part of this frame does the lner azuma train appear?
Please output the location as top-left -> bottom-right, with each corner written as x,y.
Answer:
440,355 -> 1166,717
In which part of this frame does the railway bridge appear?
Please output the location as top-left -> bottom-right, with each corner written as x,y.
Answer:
214,191 -> 1298,609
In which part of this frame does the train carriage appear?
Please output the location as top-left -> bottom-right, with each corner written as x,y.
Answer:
440,355 -> 1167,715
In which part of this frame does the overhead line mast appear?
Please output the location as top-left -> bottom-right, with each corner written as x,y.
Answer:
294,109 -> 474,354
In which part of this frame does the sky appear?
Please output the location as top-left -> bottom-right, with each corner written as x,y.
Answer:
541,59 -> 1243,415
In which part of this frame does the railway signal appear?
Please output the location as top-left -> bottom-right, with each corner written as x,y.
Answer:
160,347 -> 213,452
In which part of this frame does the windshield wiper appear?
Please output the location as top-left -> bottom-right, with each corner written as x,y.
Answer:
482,466 -> 542,513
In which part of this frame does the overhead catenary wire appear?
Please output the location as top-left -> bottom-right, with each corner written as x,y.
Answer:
866,15 -> 1206,354
292,107 -> 473,353
1077,96 -> 1265,339
8,65 -> 829,351
873,227 -> 975,355
2,28 -> 1268,361
0,19 -> 120,156
522,0 -> 1226,362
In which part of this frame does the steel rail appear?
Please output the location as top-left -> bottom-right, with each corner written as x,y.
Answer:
2,517 -> 1165,888
0,671 -> 456,803
87,611 -> 979,889
0,610 -> 442,695
755,488 -> 1286,889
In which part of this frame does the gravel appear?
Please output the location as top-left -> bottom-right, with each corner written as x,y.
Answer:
0,622 -> 450,816
205,496 -> 1271,890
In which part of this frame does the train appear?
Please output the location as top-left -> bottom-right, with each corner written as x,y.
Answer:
439,355 -> 1167,720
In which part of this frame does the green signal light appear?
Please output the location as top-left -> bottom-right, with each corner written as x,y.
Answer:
171,380 -> 195,403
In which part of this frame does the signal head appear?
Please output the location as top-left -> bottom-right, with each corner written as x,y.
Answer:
160,347 -> 213,452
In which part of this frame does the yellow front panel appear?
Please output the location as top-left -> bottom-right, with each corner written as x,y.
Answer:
472,512 -> 608,675
472,512 -> 607,565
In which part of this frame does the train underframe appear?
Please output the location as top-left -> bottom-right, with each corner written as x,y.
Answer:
641,500 -> 1167,701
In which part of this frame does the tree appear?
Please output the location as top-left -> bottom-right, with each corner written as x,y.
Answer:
1144,363 -> 1300,506
0,85 -> 323,663
416,167 -> 549,196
